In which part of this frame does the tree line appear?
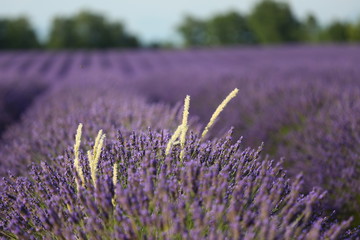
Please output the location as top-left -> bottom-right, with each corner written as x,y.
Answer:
1,0 -> 360,49
0,11 -> 139,49
178,0 -> 360,46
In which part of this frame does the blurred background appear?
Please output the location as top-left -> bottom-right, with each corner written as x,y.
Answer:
0,0 -> 360,49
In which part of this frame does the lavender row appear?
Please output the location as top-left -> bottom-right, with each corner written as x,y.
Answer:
0,79 -> 192,177
0,77 -> 48,136
1,46 -> 359,83
0,126 -> 355,239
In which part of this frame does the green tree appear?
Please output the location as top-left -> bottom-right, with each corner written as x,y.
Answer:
249,0 -> 301,44
108,22 -> 139,48
0,17 -> 39,49
301,14 -> 321,42
206,11 -> 257,46
47,11 -> 139,49
320,21 -> 350,42
177,16 -> 207,47
47,18 -> 76,48
348,19 -> 360,42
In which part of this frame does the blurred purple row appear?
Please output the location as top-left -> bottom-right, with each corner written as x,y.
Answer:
1,45 -> 359,82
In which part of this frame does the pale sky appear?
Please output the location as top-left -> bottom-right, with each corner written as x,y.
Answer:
0,0 -> 359,43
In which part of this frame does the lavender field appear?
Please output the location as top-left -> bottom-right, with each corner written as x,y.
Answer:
1,45 -> 360,239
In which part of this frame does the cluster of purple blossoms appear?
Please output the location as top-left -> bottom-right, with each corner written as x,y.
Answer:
123,46 -> 360,223
278,90 -> 360,224
0,127 -> 354,239
0,80 -> 191,177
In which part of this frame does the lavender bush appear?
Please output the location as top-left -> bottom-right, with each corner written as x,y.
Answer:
0,80 -> 192,177
0,127 -> 353,239
278,89 -> 360,224
122,46 -> 360,222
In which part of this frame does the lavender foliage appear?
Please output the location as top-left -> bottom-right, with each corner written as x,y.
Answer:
278,90 -> 360,223
0,80 -> 191,177
1,46 -> 360,230
0,129 -> 352,239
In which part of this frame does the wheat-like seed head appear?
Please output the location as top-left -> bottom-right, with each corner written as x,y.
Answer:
73,124 -> 106,189
113,162 -> 118,186
180,96 -> 190,160
87,149 -> 93,166
165,125 -> 182,155
112,161 -> 119,207
180,96 -> 190,148
165,95 -> 191,158
201,88 -> 239,140
179,125 -> 188,160
74,123 -> 85,187
90,130 -> 106,187
93,130 -> 103,159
